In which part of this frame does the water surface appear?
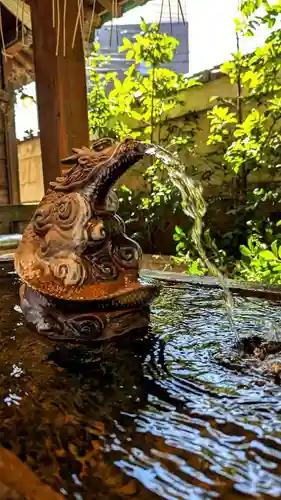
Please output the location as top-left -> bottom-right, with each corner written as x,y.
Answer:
1,263 -> 281,499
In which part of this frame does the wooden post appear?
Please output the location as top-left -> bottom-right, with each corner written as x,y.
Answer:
2,56 -> 20,206
30,0 -> 89,192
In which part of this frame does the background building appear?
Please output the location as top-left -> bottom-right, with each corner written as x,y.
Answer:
88,0 -> 189,79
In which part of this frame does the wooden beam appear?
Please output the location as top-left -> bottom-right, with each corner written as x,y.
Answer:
14,50 -> 33,72
5,40 -> 23,57
30,0 -> 89,192
1,0 -> 32,29
6,40 -> 32,57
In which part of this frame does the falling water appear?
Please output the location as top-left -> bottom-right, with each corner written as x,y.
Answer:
145,143 -> 238,340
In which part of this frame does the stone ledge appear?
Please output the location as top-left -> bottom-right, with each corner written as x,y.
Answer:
140,269 -> 281,301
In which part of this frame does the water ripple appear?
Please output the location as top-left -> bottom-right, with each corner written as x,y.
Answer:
1,269 -> 281,498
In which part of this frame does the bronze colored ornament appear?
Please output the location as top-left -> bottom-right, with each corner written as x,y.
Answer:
15,138 -> 160,342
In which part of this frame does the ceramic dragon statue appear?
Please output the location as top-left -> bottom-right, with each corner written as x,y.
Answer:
14,138 -> 160,343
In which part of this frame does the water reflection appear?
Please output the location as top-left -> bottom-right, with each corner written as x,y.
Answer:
2,266 -> 281,498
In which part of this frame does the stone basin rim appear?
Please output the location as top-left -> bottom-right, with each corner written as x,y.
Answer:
140,269 -> 281,301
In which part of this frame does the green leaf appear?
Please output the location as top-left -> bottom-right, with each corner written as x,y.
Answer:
176,242 -> 185,251
271,240 -> 278,257
140,17 -> 148,32
130,110 -> 143,121
175,225 -> 184,235
273,264 -> 281,271
119,37 -> 132,53
240,245 -> 252,257
125,50 -> 134,61
260,250 -> 278,261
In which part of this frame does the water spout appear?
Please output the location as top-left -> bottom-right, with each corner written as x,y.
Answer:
144,143 -> 238,341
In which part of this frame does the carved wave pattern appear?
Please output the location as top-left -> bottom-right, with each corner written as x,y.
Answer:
37,314 -> 105,342
112,234 -> 142,270
33,193 -> 91,238
90,250 -> 119,281
50,252 -> 88,287
89,234 -> 141,282
27,186 -> 142,289
33,204 -> 54,236
67,316 -> 104,341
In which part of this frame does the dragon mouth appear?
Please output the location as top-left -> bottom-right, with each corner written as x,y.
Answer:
94,139 -> 148,204
56,138 -> 148,204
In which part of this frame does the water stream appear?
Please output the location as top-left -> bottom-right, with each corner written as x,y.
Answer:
145,144 -> 237,340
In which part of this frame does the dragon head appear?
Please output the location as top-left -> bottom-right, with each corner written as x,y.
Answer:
15,138 -> 156,306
